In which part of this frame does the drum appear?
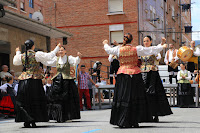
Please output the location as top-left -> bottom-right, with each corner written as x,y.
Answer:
169,60 -> 179,69
188,57 -> 198,64
177,46 -> 193,62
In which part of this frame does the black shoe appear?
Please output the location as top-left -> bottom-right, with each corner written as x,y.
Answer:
4,115 -> 8,119
133,123 -> 140,128
24,122 -> 31,128
153,117 -> 159,122
31,122 -> 37,128
87,108 -> 93,110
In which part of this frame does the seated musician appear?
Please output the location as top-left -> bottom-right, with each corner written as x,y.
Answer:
177,63 -> 194,108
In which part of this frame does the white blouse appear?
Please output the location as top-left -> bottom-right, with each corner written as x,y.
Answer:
177,70 -> 191,81
191,47 -> 200,56
104,44 -> 164,57
0,83 -> 13,93
13,46 -> 80,67
13,46 -> 60,66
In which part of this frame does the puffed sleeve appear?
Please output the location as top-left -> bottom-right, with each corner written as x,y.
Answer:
0,84 -> 7,92
68,55 -> 81,66
136,44 -> 163,56
35,46 -> 59,66
156,53 -> 161,60
194,47 -> 200,56
13,51 -> 22,66
104,44 -> 120,57
108,54 -> 114,62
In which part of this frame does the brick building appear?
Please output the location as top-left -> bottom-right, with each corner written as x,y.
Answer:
4,0 -> 44,19
42,0 -> 192,79
0,0 -> 72,73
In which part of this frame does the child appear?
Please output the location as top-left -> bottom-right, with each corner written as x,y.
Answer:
0,76 -> 16,118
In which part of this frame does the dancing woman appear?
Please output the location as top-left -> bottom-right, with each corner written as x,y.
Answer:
140,36 -> 173,122
13,40 -> 61,127
47,46 -> 81,122
103,33 -> 167,128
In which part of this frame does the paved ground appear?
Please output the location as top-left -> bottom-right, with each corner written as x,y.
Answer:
1,107 -> 200,133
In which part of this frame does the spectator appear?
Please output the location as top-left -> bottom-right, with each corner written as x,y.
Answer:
78,65 -> 98,111
0,76 -> 16,118
0,65 -> 12,84
177,63 -> 194,107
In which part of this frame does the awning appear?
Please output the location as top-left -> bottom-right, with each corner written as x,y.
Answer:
0,9 -> 73,38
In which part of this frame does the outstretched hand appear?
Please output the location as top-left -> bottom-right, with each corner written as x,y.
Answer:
77,52 -> 82,58
15,47 -> 20,52
163,44 -> 168,49
57,43 -> 62,48
103,40 -> 108,45
161,37 -> 166,44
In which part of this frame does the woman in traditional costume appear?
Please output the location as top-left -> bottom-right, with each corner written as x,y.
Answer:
140,36 -> 173,122
13,40 -> 61,127
103,33 -> 167,128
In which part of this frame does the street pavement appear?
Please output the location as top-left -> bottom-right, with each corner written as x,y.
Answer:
1,107 -> 200,133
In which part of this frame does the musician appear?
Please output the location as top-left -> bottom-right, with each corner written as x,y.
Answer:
164,44 -> 179,84
187,41 -> 200,78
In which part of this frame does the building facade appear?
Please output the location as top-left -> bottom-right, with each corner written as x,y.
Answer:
0,1 -> 71,73
42,0 -> 192,79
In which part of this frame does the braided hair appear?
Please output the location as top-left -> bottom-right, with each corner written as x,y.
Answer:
23,40 -> 34,72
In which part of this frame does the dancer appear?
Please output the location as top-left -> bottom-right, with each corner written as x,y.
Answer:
13,40 -> 61,127
140,36 -> 173,122
103,33 -> 167,128
164,43 -> 179,84
177,63 -> 194,107
48,46 -> 81,122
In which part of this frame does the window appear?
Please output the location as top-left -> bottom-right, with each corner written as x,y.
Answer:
10,0 -> 17,8
165,2 -> 168,13
20,2 -> 25,11
29,13 -> 32,18
108,0 -> 123,13
150,6 -> 156,25
172,28 -> 176,41
29,0 -> 34,8
109,24 -> 124,44
171,5 -> 175,19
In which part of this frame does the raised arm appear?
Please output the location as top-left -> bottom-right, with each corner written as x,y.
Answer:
13,47 -> 22,66
103,40 -> 120,56
137,44 -> 166,56
68,52 -> 82,66
35,44 -> 61,66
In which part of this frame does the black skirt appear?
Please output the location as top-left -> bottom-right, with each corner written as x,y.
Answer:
187,62 -> 195,73
48,73 -> 80,122
142,71 -> 173,116
110,74 -> 153,127
15,79 -> 49,122
177,83 -> 194,107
